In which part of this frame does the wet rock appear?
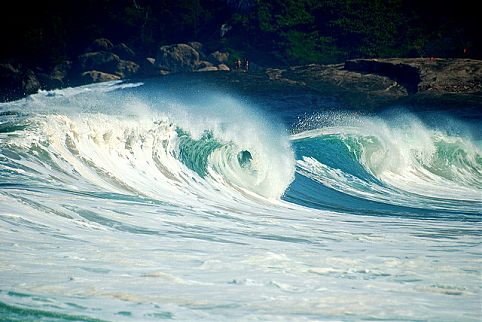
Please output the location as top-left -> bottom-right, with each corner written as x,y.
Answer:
0,63 -> 40,101
37,73 -> 63,90
51,60 -> 72,80
39,60 -> 73,89
22,70 -> 41,96
115,60 -> 140,78
155,44 -> 200,72
78,52 -> 121,74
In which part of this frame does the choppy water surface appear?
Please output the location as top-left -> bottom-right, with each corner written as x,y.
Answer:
0,80 -> 480,321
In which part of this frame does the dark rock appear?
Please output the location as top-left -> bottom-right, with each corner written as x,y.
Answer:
208,51 -> 229,65
51,60 -> 72,81
115,60 -> 140,78
0,63 -> 40,101
22,69 -> 41,95
80,70 -> 120,84
78,51 -> 121,74
37,72 -> 64,90
156,44 -> 200,72
38,60 -> 73,89
87,38 -> 114,52
345,59 -> 420,94
113,43 -> 136,60
344,58 -> 482,95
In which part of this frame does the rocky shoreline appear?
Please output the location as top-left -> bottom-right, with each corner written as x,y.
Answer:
0,39 -> 232,102
1,39 -> 481,108
262,58 -> 482,108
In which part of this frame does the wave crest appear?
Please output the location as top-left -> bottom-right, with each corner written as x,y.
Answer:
1,87 -> 295,202
292,112 -> 481,212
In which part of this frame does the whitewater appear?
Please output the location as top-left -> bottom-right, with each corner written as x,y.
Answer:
0,80 -> 480,321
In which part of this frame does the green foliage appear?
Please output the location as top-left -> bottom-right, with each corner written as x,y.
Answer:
0,0 -> 479,69
280,31 -> 341,65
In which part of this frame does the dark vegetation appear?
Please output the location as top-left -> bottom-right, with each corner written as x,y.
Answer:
0,0 -> 479,71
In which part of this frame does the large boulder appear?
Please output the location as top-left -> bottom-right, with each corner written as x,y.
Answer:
0,63 -> 40,101
208,51 -> 229,65
80,70 -> 120,84
115,60 -> 140,78
78,52 -> 121,74
155,44 -> 200,72
51,60 -> 72,81
37,73 -> 63,90
39,60 -> 73,89
22,69 -> 41,95
87,38 -> 114,52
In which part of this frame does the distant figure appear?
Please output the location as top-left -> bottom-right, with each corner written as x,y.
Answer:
244,59 -> 249,72
235,58 -> 241,70
463,48 -> 469,56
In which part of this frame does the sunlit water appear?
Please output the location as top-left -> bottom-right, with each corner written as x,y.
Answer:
0,79 -> 480,321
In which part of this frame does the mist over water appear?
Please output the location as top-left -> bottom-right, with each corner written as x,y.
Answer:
0,80 -> 480,321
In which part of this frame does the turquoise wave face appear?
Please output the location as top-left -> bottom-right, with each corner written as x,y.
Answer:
0,80 -> 480,321
287,113 -> 481,220
176,129 -> 223,177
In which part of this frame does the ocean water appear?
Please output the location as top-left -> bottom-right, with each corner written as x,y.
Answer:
0,78 -> 480,321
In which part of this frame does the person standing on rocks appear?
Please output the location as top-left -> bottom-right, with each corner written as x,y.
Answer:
244,59 -> 249,72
